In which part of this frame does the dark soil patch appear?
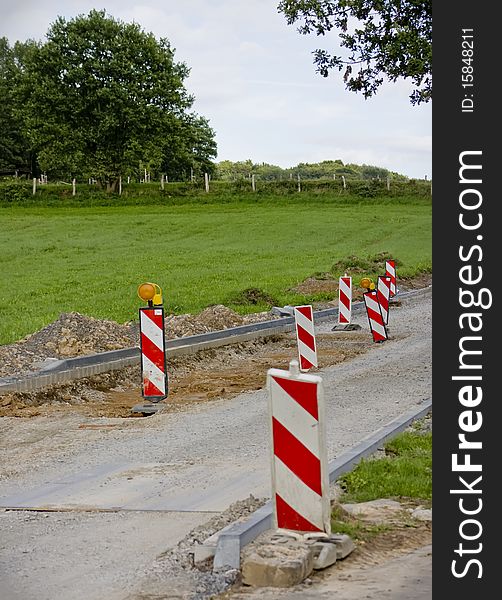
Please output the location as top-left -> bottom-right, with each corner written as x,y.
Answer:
228,287 -> 279,306
331,252 -> 402,275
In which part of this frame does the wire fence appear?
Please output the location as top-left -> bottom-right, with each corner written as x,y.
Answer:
0,174 -> 432,205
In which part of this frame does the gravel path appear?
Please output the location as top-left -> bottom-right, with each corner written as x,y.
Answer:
0,288 -> 431,600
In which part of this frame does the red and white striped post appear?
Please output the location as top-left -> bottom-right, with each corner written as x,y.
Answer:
385,260 -> 397,296
139,306 -> 168,401
294,305 -> 318,371
363,291 -> 388,342
267,360 -> 331,534
377,275 -> 392,326
338,276 -> 352,324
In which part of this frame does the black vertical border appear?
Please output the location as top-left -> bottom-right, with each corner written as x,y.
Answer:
434,1 -> 499,595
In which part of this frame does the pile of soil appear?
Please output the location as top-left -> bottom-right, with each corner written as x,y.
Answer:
291,271 -> 432,301
0,313 -> 137,378
291,275 -> 339,295
165,305 -> 275,338
0,306 -> 277,379
331,251 -> 400,274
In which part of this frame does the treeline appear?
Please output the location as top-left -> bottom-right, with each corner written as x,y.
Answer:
214,159 -> 410,181
0,9 -> 420,193
0,10 -> 217,191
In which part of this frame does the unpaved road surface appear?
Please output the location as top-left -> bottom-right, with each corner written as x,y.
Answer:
0,288 -> 431,599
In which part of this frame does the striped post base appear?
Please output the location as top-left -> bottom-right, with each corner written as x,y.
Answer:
267,360 -> 331,534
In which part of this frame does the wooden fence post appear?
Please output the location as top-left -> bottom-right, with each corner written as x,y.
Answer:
252,174 -> 256,192
204,172 -> 209,192
72,178 -> 76,196
32,178 -> 36,195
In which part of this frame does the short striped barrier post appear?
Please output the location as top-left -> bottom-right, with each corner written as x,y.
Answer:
385,260 -> 397,296
293,305 -> 318,371
363,290 -> 388,343
139,306 -> 168,401
377,275 -> 392,326
267,360 -> 331,535
331,276 -> 361,332
338,276 -> 352,324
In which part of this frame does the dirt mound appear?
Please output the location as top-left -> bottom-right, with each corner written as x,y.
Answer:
165,304 -> 280,338
0,312 -> 137,377
0,305 -> 281,379
24,312 -> 137,356
292,276 -> 339,295
331,252 -> 401,275
229,287 -> 279,306
165,305 -> 245,338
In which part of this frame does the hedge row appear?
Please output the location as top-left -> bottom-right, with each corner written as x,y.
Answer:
0,178 -> 431,206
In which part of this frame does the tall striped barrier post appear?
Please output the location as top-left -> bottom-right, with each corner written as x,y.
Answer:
338,276 -> 352,324
377,275 -> 392,326
267,360 -> 331,535
332,276 -> 361,331
385,260 -> 397,297
132,282 -> 168,415
363,290 -> 388,343
293,305 -> 318,371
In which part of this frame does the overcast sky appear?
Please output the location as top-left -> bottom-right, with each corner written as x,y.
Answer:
1,0 -> 432,179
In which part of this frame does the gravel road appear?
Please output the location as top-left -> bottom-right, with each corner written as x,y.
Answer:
0,287 -> 431,600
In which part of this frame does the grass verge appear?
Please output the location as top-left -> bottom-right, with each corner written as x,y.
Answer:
332,425 -> 432,540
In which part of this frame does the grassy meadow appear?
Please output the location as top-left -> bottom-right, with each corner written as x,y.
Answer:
0,194 -> 431,345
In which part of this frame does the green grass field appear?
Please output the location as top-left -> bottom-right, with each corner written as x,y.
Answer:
0,196 -> 431,345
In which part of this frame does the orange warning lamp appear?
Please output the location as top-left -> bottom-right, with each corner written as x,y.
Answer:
360,277 -> 376,291
138,282 -> 163,306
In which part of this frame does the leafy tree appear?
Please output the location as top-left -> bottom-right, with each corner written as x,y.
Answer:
278,0 -> 432,104
357,163 -> 389,179
16,10 -> 216,190
214,160 -> 254,181
161,114 -> 217,181
213,158 -> 405,181
0,38 -> 33,174
254,163 -> 285,181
